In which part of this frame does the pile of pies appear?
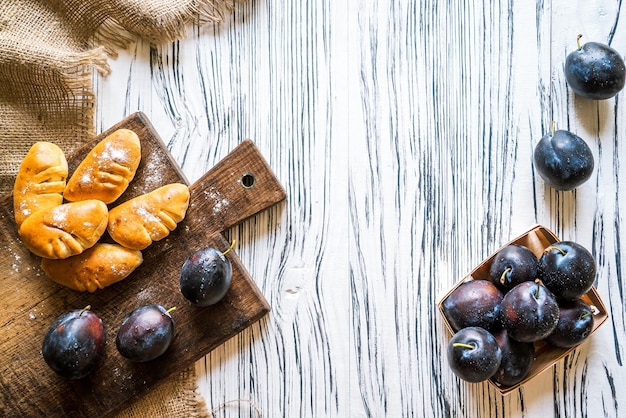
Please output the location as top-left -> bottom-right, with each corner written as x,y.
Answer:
13,129 -> 190,292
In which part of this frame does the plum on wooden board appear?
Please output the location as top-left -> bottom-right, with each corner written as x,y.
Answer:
491,329 -> 535,387
546,299 -> 595,348
116,304 -> 176,362
489,244 -> 539,291
533,128 -> 594,191
538,241 -> 596,302
42,306 -> 106,379
447,327 -> 502,383
565,35 -> 626,100
180,245 -> 233,307
500,280 -> 560,343
441,279 -> 504,332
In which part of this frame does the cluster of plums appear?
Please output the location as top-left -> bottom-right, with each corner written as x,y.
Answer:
534,35 -> 625,191
442,241 -> 597,386
42,304 -> 178,379
41,244 -> 234,379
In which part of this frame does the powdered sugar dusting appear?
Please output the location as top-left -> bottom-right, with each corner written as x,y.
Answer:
101,140 -> 133,164
50,205 -> 68,225
136,206 -> 161,224
79,166 -> 94,185
19,205 -> 30,218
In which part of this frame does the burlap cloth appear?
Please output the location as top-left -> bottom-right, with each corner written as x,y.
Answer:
0,1 -> 240,417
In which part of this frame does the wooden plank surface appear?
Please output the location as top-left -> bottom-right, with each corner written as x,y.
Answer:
92,1 -> 626,417
0,112 -> 285,417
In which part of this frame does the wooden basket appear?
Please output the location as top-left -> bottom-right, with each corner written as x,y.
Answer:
437,225 -> 608,395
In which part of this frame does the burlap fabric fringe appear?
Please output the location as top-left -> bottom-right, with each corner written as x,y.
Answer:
117,367 -> 211,418
0,0 -> 236,194
0,1 -> 238,417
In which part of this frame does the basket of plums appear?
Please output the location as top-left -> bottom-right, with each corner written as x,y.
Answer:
438,225 -> 608,395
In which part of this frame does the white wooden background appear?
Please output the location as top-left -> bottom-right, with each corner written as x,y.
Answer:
95,1 -> 626,417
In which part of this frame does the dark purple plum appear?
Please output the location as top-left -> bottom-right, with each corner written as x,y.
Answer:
500,280 -> 560,343
42,306 -> 106,379
116,304 -> 175,362
546,299 -> 595,348
539,241 -> 596,302
491,329 -> 535,387
565,35 -> 626,100
180,246 -> 233,307
489,244 -> 539,291
442,279 -> 504,332
447,327 -> 502,383
533,128 -> 594,191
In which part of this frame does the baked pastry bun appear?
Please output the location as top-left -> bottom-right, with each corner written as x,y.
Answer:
41,243 -> 143,292
19,200 -> 108,259
107,183 -> 190,250
64,129 -> 141,204
13,142 -> 68,227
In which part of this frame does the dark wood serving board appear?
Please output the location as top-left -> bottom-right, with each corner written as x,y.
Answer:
0,112 -> 286,417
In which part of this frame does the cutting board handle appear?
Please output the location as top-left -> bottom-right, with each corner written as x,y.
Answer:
187,140 -> 287,233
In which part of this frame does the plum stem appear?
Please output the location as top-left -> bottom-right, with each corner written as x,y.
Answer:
452,342 -> 475,350
499,267 -> 511,285
222,240 -> 237,256
79,305 -> 92,316
577,34 -> 583,50
164,307 -> 177,316
551,120 -> 556,136
581,311 -> 593,319
534,279 -> 542,299
545,245 -> 567,256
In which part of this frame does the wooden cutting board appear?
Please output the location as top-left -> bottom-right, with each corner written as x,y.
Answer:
0,112 -> 286,417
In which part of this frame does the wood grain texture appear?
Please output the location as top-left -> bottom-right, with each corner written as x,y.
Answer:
93,0 -> 626,417
0,113 -> 284,417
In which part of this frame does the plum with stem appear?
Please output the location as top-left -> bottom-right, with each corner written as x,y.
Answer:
500,280 -> 560,343
533,123 -> 594,191
116,304 -> 176,362
180,241 -> 235,307
447,327 -> 502,383
538,241 -> 596,302
565,34 -> 626,100
546,299 -> 595,348
489,244 -> 539,291
42,306 -> 106,379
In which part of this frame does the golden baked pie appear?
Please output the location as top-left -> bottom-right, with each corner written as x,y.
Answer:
14,129 -> 193,292
107,183 -> 190,250
64,129 -> 141,204
19,200 -> 108,259
13,142 -> 68,227
41,243 -> 143,292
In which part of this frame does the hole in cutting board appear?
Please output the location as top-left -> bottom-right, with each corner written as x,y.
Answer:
240,173 -> 256,188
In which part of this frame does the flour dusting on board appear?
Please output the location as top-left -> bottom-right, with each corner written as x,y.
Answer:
204,186 -> 231,217
136,287 -> 158,302
10,251 -> 22,273
139,151 -> 170,193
